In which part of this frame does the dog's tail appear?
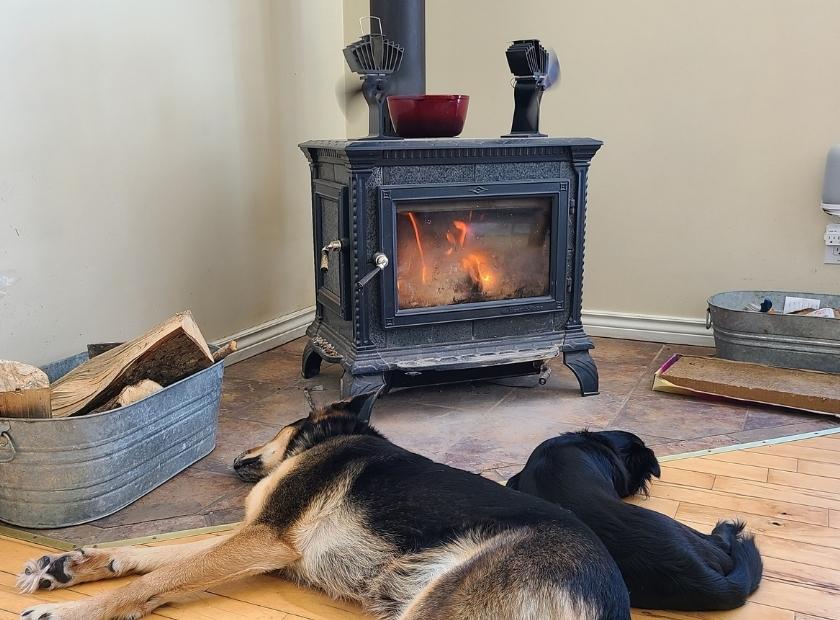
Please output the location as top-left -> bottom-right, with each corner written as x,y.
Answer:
711,520 -> 763,606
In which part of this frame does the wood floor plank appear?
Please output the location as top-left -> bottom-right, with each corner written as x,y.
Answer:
210,575 -> 369,620
793,436 -> 840,451
753,532 -> 840,572
704,450 -> 798,472
713,476 -> 840,512
625,495 -> 681,518
675,503 -> 840,550
798,460 -> 840,480
658,466 -> 716,489
749,578 -> 840,620
769,470 -> 840,494
649,482 -> 829,526
749,444 -> 840,466
631,603 -> 793,619
763,555 -> 840,593
831,510 -> 840,529
661,457 -> 769,482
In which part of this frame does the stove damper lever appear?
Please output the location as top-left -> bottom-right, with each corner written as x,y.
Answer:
356,252 -> 389,289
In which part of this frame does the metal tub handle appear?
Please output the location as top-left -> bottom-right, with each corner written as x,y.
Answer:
706,306 -> 713,330
0,421 -> 15,463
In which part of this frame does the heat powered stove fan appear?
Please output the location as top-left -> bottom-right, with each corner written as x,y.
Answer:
343,17 -> 405,140
503,39 -> 560,138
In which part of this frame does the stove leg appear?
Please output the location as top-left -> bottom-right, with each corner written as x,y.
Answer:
301,341 -> 323,379
563,350 -> 599,396
341,372 -> 388,400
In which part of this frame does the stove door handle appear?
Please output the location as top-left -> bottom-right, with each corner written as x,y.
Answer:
320,240 -> 343,272
356,252 -> 389,290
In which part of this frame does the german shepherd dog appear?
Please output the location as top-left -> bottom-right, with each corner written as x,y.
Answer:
507,430 -> 763,611
18,395 -> 630,620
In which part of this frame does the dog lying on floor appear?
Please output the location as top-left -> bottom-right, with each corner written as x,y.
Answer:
506,430 -> 763,611
17,395 -> 630,620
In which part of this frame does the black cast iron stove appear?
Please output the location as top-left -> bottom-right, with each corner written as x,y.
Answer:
299,137 -> 602,397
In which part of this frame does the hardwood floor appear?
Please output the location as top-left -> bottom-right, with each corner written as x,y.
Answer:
2,433 -> 839,619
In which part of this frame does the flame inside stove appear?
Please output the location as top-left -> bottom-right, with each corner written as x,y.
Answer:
405,212 -> 427,284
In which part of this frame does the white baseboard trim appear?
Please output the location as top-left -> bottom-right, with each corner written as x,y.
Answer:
582,309 -> 714,347
213,307 -> 713,366
211,306 -> 316,365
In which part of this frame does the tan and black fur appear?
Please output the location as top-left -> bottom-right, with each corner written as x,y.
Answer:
18,394 -> 630,620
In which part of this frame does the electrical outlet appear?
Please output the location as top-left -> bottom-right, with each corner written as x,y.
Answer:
825,224 -> 840,264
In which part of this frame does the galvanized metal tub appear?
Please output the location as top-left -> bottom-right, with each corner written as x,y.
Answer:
707,290 -> 840,373
0,353 -> 223,529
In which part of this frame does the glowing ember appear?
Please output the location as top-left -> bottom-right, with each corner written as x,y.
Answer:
461,253 -> 495,290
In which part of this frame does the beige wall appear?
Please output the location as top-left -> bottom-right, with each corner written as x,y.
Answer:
346,0 -> 840,320
0,0 -> 345,365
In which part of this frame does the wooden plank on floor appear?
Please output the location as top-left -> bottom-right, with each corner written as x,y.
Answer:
712,476 -> 840,512
798,460 -> 840,480
748,444 -> 840,466
831,510 -> 840,529
703,450 -> 798,472
658,466 -> 716,489
750,577 -> 840,620
662,457 -> 769,482
763,555 -> 840,594
793,436 -> 840,451
211,575 -> 369,620
631,603 -> 794,619
769,470 -> 840,494
625,495 -> 681,518
649,482 -> 829,526
675,503 -> 840,550
753,532 -> 840,572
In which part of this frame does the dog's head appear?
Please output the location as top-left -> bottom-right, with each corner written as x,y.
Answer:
591,430 -> 661,497
232,391 -> 382,482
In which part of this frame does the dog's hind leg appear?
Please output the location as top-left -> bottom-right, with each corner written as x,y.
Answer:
20,524 -> 298,620
17,534 -> 233,593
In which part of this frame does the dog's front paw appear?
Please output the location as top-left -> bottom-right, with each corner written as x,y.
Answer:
16,549 -> 100,593
20,602 -> 69,620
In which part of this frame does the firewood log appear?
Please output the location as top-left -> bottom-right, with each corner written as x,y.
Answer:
50,311 -> 214,417
0,360 -> 51,419
212,340 -> 237,362
91,379 -> 164,413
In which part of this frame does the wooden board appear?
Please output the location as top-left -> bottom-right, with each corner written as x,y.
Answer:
653,354 -> 840,416
0,361 -> 51,419
2,434 -> 840,619
50,312 -> 213,418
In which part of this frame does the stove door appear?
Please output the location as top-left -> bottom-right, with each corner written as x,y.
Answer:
312,179 -> 351,320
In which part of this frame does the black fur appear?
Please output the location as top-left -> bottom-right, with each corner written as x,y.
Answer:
507,430 -> 763,611
253,413 -> 631,619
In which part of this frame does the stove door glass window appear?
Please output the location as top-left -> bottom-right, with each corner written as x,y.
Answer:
395,197 -> 551,310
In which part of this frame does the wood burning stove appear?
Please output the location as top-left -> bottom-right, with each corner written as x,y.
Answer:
299,137 -> 602,398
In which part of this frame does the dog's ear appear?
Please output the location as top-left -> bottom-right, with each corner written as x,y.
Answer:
313,389 -> 382,424
344,391 -> 381,423
625,441 -> 660,496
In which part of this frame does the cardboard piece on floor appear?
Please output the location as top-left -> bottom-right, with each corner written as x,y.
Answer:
652,354 -> 840,417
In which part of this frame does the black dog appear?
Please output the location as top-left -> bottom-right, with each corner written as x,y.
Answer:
507,430 -> 763,610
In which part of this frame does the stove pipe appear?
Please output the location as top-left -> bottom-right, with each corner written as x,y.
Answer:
370,0 -> 425,134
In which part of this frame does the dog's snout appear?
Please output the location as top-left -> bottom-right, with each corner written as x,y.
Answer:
233,452 -> 259,470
